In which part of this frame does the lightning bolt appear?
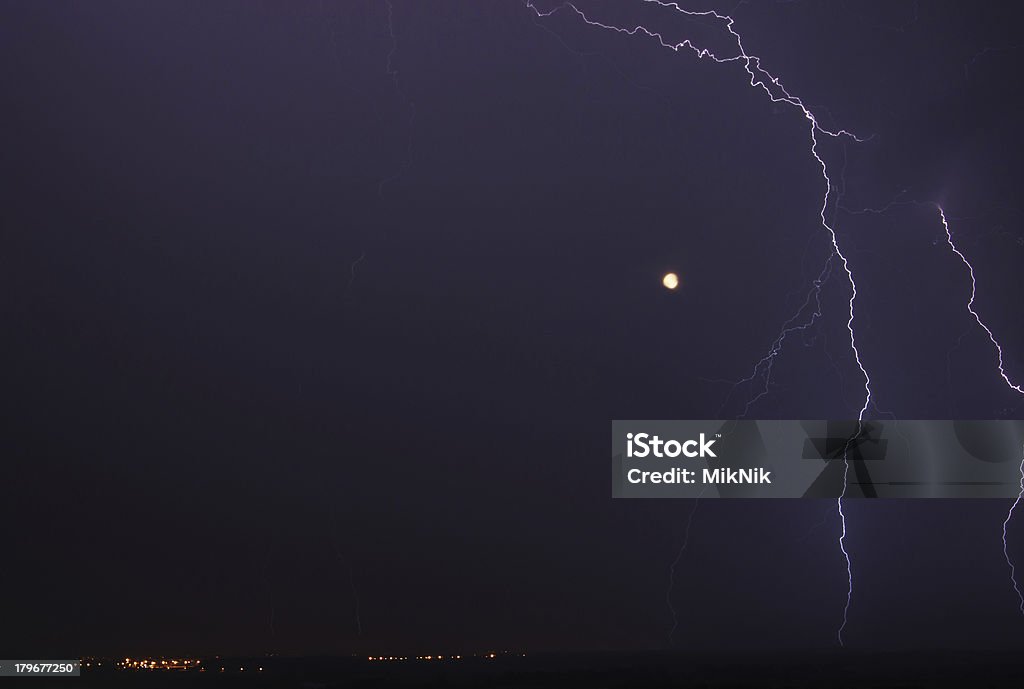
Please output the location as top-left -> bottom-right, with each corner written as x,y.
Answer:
718,255 -> 835,419
1005,448 -> 1024,616
938,207 -> 1024,615
840,196 -> 1024,618
937,207 -> 1024,396
339,0 -> 417,298
666,494 -> 703,646
835,442 -> 854,645
526,0 -> 872,646
719,145 -> 855,419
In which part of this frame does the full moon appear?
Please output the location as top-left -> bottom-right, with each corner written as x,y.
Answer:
662,272 -> 679,290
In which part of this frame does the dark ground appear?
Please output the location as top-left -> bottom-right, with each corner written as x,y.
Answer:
15,651 -> 1024,689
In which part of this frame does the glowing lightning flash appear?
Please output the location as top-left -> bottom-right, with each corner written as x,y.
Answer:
527,0 -> 872,646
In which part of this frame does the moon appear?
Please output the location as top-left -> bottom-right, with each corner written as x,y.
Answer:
662,272 -> 679,290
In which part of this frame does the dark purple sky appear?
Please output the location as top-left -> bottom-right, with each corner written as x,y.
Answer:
3,0 -> 1024,657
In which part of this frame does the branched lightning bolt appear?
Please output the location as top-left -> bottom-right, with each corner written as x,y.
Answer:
718,255 -> 835,419
526,0 -> 872,646
721,145 -> 857,419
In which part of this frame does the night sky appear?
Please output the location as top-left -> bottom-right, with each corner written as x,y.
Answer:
4,0 -> 1024,658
